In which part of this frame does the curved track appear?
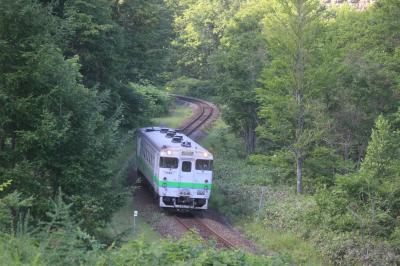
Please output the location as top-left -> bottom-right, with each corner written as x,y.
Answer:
175,95 -> 215,137
171,96 -> 238,249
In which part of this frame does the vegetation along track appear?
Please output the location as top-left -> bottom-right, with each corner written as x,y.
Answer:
174,95 -> 215,137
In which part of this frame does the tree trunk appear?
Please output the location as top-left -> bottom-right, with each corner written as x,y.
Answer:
296,154 -> 303,194
0,136 -> 4,151
357,143 -> 365,168
244,105 -> 258,155
244,123 -> 256,154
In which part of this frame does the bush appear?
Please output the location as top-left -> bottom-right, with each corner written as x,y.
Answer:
166,77 -> 213,98
129,82 -> 171,118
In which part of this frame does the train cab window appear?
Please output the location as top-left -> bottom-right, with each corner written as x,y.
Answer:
195,160 -> 213,171
182,161 -> 192,172
160,157 -> 178,169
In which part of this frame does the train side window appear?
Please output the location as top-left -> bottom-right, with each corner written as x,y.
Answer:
182,161 -> 192,172
160,157 -> 178,169
195,160 -> 213,171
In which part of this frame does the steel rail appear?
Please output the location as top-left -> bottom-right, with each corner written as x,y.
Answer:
174,215 -> 236,249
172,96 -> 233,247
194,217 -> 236,248
174,95 -> 214,137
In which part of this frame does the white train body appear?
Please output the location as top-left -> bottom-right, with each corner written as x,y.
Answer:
136,127 -> 213,210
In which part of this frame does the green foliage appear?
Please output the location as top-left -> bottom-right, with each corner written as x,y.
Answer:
0,189 -> 285,265
247,185 -> 399,265
320,116 -> 400,237
201,120 -> 274,219
249,151 -> 294,185
131,83 -> 171,118
211,0 -> 268,154
174,0 -> 400,264
308,115 -> 400,263
39,191 -> 104,265
170,0 -> 242,79
257,0 -> 329,193
170,0 -> 268,154
0,181 -> 11,192
113,0 -> 174,85
0,0 -> 126,233
166,76 -> 213,98
0,0 -> 177,237
151,103 -> 193,129
0,192 -> 33,236
0,233 -> 289,265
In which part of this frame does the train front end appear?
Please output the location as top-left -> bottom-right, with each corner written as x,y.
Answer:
157,139 -> 213,210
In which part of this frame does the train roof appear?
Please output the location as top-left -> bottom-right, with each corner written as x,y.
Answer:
138,127 -> 212,156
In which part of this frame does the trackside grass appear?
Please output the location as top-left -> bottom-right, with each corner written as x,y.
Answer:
106,196 -> 161,243
151,102 -> 193,128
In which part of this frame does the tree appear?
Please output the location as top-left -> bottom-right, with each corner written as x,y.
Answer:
331,115 -> 400,238
170,0 -> 243,80
63,0 -> 126,90
314,6 -> 399,168
257,0 -> 325,193
113,0 -> 174,85
211,0 -> 268,154
0,0 -> 123,231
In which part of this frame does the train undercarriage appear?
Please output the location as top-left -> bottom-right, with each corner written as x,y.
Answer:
161,196 -> 207,210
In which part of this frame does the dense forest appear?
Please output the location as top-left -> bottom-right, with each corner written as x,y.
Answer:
169,0 -> 400,264
0,0 -> 399,265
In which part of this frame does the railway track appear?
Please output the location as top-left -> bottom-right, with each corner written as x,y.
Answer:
171,96 -> 238,249
133,96 -> 252,251
175,95 -> 215,137
174,213 -> 236,249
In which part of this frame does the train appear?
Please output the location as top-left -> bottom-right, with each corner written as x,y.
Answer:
136,127 -> 213,210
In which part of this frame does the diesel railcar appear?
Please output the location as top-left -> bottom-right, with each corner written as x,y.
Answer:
136,127 -> 213,210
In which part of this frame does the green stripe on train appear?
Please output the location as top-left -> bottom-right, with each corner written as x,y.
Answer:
158,181 -> 212,190
137,155 -> 212,190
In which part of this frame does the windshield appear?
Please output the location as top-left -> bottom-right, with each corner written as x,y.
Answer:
195,160 -> 213,171
160,157 -> 178,169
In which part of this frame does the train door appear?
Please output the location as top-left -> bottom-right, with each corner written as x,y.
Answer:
179,159 -> 194,191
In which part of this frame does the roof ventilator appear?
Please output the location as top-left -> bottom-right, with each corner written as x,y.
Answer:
160,128 -> 169,133
166,131 -> 176,138
181,141 -> 192,148
145,127 -> 156,132
172,135 -> 183,143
